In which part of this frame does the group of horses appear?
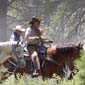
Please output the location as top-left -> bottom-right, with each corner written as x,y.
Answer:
0,40 -> 84,80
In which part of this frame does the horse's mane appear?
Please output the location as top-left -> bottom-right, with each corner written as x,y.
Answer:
0,41 -> 17,46
53,43 -> 82,61
56,45 -> 77,53
0,41 -> 18,51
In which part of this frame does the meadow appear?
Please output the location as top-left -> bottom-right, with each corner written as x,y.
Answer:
0,50 -> 85,85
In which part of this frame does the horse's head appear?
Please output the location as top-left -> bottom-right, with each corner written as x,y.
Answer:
77,42 -> 84,50
78,42 -> 85,52
12,41 -> 26,68
51,43 -> 84,62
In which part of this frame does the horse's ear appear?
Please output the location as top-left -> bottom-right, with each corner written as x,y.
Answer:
78,42 -> 84,49
78,42 -> 81,46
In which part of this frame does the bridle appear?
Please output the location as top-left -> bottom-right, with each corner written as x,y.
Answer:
38,38 -> 61,67
7,43 -> 24,73
42,57 -> 62,67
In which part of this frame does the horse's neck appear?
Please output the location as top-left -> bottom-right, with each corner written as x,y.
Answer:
0,42 -> 13,64
0,42 -> 12,52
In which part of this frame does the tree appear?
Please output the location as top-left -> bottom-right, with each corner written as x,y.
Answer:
0,0 -> 8,41
0,0 -> 16,41
7,0 -> 85,43
49,0 -> 85,43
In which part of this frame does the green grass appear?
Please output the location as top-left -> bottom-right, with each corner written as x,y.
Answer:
0,51 -> 85,85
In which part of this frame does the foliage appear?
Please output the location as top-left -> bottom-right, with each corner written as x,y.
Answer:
1,75 -> 56,85
6,0 -> 85,43
0,51 -> 85,85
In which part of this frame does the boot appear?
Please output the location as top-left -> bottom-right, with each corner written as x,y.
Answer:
32,70 -> 39,77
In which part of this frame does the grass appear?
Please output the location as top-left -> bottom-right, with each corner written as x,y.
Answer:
0,50 -> 85,85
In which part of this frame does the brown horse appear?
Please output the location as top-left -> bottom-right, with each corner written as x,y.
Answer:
1,43 -> 84,80
13,43 -> 83,79
42,43 -> 83,79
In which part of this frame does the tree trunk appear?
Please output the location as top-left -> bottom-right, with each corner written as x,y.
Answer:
0,0 -> 8,41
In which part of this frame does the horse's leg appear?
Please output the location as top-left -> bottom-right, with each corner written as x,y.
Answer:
0,68 -> 13,80
65,57 -> 79,80
14,59 -> 32,79
62,62 -> 79,80
67,65 -> 79,80
41,59 -> 59,79
0,61 -> 15,80
62,62 -> 72,79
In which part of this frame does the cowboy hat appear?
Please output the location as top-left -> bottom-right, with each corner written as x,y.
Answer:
13,25 -> 25,32
29,17 -> 41,24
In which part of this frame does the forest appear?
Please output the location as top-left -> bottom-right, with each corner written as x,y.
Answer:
0,0 -> 85,43
0,0 -> 85,85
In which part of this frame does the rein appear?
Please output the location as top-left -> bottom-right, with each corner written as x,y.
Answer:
7,44 -> 23,73
45,57 -> 62,66
12,44 -> 21,64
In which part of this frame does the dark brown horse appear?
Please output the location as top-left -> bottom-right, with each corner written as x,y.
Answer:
42,43 -> 83,79
1,43 -> 84,80
13,43 -> 83,79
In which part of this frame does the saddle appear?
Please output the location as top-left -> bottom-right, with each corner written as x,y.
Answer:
47,48 -> 55,55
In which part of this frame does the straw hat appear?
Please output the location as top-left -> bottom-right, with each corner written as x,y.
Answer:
13,25 -> 25,32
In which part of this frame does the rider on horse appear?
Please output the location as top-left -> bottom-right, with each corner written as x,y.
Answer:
9,25 -> 25,42
25,17 -> 44,76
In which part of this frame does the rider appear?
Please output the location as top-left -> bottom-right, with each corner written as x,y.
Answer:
25,17 -> 43,76
9,25 -> 25,72
10,25 -> 25,42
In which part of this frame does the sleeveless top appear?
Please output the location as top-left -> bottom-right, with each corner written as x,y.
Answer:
25,26 -> 42,44
10,32 -> 22,41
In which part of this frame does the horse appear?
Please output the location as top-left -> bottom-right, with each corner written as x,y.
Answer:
42,43 -> 84,79
0,41 -> 26,80
3,40 -> 84,80
11,40 -> 84,79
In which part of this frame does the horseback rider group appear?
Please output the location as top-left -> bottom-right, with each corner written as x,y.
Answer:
6,16 -> 83,79
9,17 -> 52,77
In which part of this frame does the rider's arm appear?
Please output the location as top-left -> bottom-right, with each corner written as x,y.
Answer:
24,27 -> 30,41
26,36 -> 39,44
20,36 -> 23,42
9,34 -> 15,41
25,27 -> 39,44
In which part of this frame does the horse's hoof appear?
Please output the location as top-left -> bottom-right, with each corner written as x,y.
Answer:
32,74 -> 39,78
31,73 -> 39,77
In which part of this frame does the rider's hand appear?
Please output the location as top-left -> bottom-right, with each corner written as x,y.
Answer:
49,40 -> 53,43
40,35 -> 44,39
42,38 -> 53,43
34,36 -> 40,40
